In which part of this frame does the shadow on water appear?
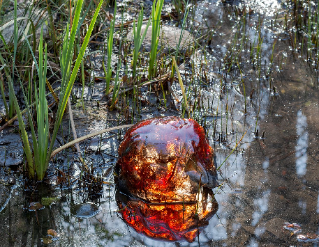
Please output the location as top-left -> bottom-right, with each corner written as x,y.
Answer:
1,0 -> 319,246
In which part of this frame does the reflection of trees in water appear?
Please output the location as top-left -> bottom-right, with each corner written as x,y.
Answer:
219,54 -> 319,245
0,183 -> 58,246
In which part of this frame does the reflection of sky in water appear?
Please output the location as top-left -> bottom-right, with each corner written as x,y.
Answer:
232,222 -> 241,237
252,190 -> 270,226
262,158 -> 269,170
298,199 -> 307,215
255,226 -> 266,237
295,110 -> 308,177
248,238 -> 258,247
240,0 -> 282,16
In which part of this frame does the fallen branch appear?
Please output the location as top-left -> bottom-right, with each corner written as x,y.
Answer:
50,124 -> 133,158
119,72 -> 170,95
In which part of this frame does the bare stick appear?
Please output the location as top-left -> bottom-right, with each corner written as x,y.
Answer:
50,124 -> 133,158
67,98 -> 90,170
68,98 -> 81,156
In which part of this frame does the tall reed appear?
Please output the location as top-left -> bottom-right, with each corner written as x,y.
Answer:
132,7 -> 150,78
46,0 -> 104,177
148,0 -> 164,79
104,1 -> 116,95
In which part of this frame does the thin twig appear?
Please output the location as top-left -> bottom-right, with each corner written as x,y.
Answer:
50,124 -> 133,158
120,72 -> 170,94
172,57 -> 189,111
67,98 -> 88,170
68,99 -> 80,154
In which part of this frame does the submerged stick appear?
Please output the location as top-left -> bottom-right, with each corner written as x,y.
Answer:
67,98 -> 89,170
50,124 -> 133,158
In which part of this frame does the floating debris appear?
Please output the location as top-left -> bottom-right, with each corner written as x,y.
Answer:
283,222 -> 319,242
28,202 -> 44,211
41,229 -> 59,244
297,233 -> 319,243
283,222 -> 302,234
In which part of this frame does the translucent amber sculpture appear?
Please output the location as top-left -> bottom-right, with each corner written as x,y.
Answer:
116,116 -> 218,202
116,116 -> 218,242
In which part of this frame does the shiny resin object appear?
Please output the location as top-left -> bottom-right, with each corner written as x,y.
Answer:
116,188 -> 218,242
116,116 -> 218,203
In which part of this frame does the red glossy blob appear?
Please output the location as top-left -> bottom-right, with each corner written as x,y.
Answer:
116,189 -> 218,242
116,116 -> 217,203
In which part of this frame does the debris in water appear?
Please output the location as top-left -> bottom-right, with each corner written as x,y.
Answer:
41,229 -> 59,244
297,233 -> 319,243
28,202 -> 44,211
283,222 -> 301,234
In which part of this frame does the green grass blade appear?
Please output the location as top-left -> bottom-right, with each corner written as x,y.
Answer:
148,0 -> 164,79
105,1 -> 116,94
132,8 -> 150,78
0,71 -> 9,115
0,53 -> 34,178
61,0 -> 84,86
35,27 -> 49,180
47,0 -> 104,167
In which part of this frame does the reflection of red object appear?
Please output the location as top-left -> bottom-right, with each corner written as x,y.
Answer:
116,116 -> 218,203
116,189 -> 218,242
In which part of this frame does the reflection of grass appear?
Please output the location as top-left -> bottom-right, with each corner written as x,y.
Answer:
289,0 -> 319,68
94,225 -> 123,242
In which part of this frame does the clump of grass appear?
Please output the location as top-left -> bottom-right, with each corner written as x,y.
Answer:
132,7 -> 150,78
0,20 -> 15,120
148,0 -> 164,79
6,0 -> 104,180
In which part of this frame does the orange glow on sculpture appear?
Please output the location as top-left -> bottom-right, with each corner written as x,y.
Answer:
116,116 -> 218,242
116,190 -> 218,242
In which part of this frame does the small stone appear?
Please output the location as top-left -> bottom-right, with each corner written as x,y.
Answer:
72,202 -> 100,219
7,177 -> 16,185
126,25 -> 195,54
0,8 -> 50,46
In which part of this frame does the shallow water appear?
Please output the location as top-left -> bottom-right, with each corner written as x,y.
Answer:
1,0 -> 319,246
